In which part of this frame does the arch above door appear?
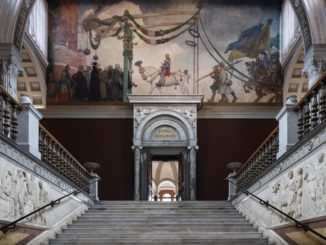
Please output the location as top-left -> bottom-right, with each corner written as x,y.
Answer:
129,95 -> 203,200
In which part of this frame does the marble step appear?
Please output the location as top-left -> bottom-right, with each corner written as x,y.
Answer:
49,238 -> 270,245
62,227 -> 258,233
55,232 -> 264,239
81,213 -> 244,218
68,223 -> 254,228
74,218 -> 250,224
48,201 -> 270,245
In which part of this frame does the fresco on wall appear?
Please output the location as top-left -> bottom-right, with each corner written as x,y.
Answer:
46,0 -> 282,105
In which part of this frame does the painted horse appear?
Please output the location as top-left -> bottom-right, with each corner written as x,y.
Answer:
134,61 -> 190,95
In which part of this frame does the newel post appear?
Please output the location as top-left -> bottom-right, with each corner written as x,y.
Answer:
84,162 -> 101,202
16,95 -> 42,159
226,162 -> 241,201
276,95 -> 299,159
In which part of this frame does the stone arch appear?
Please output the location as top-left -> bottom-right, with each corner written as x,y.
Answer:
135,110 -> 195,144
289,0 -> 312,51
0,0 -> 36,48
19,39 -> 47,107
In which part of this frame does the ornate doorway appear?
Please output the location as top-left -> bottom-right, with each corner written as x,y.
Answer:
128,95 -> 203,201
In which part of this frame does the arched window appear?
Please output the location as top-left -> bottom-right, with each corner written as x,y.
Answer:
26,0 -> 48,57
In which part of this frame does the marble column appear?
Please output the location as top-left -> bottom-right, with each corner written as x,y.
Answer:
0,44 -> 22,99
133,145 -> 142,200
189,145 -> 198,201
302,44 -> 326,89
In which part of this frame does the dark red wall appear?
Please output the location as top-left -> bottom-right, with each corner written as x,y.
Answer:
41,119 -> 134,200
41,118 -> 277,200
197,119 -> 277,200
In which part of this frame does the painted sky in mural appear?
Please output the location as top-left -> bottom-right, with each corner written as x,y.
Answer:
47,0 -> 282,104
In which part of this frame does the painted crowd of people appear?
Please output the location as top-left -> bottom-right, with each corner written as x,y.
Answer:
49,62 -> 136,103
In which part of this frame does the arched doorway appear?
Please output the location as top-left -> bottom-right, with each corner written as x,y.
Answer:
128,95 -> 203,201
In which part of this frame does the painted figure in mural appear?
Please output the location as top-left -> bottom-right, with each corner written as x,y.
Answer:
208,63 -> 237,103
58,65 -> 71,103
88,62 -> 101,101
99,67 -> 109,100
106,65 -> 114,101
128,69 -> 137,92
111,64 -> 123,101
225,19 -> 273,62
83,66 -> 92,91
156,53 -> 171,87
73,65 -> 88,101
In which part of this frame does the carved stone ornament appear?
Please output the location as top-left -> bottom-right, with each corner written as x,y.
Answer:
289,0 -> 312,50
302,57 -> 326,80
24,0 -> 32,8
134,108 -> 152,129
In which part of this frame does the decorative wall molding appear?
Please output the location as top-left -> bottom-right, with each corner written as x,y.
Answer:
40,105 -> 280,119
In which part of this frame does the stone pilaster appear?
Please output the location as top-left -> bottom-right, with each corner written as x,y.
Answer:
0,44 -> 22,99
302,44 -> 326,88
188,145 -> 198,201
132,145 -> 142,200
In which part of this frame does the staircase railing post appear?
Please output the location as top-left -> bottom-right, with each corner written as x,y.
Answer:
16,95 -> 42,159
276,95 -> 299,159
226,172 -> 237,201
90,172 -> 100,202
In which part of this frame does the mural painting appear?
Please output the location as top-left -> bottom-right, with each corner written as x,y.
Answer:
47,0 -> 282,105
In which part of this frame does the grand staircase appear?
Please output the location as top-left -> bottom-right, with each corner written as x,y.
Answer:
49,201 -> 272,245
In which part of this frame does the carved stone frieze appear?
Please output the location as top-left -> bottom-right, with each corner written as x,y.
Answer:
0,136 -> 90,205
234,125 -> 326,226
0,164 -> 49,225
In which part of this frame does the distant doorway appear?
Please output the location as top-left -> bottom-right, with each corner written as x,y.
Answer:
150,159 -> 180,202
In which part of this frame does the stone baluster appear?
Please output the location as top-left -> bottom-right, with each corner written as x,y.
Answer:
303,99 -> 311,136
11,104 -> 18,140
0,94 -> 4,134
319,81 -> 326,122
297,107 -> 304,140
310,91 -> 319,129
3,97 -> 11,137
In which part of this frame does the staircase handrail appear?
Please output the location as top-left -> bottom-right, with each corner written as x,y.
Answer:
229,180 -> 326,241
0,179 -> 95,234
